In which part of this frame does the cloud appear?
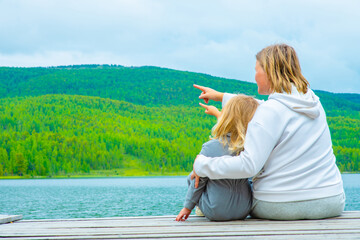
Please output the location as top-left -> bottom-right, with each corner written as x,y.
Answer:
0,0 -> 359,93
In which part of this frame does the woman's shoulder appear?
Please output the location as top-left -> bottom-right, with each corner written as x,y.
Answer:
260,98 -> 287,111
253,99 -> 287,123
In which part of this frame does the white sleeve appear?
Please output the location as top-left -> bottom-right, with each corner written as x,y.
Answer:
222,93 -> 237,108
256,99 -> 265,104
194,121 -> 276,179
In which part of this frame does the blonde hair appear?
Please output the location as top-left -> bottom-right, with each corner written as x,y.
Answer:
212,95 -> 259,155
256,44 -> 309,94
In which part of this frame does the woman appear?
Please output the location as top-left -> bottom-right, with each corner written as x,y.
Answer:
192,44 -> 345,220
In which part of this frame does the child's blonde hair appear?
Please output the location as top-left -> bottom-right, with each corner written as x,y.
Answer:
212,95 -> 259,155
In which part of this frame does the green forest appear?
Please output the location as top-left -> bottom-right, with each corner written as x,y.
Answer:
0,65 -> 359,177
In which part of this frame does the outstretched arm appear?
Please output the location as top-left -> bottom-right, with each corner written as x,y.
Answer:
193,84 -> 224,103
194,121 -> 276,180
194,84 -> 263,107
199,103 -> 221,119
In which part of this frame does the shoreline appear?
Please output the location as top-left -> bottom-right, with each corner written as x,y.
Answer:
0,172 -> 190,180
1,171 -> 358,180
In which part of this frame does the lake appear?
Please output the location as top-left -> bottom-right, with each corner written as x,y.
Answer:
1,174 -> 359,220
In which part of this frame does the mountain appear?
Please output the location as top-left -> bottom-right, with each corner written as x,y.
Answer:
0,65 -> 359,176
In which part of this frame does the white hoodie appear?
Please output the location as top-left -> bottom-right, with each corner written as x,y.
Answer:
194,86 -> 344,202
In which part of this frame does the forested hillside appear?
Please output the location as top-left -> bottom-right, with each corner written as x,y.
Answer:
0,95 -> 215,176
0,65 -> 359,177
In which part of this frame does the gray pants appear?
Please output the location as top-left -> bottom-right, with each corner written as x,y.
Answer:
187,174 -> 252,221
184,139 -> 252,221
251,192 -> 346,220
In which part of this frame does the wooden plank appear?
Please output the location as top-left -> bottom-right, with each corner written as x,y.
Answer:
0,212 -> 359,239
0,215 -> 22,224
2,235 -> 359,240
8,212 -> 360,226
2,229 -> 360,240
1,226 -> 360,235
7,213 -> 352,226
2,217 -> 360,230
1,225 -> 360,234
2,228 -> 360,237
4,210 -> 356,233
10,211 -> 360,228
14,211 -> 360,222
4,217 -> 360,230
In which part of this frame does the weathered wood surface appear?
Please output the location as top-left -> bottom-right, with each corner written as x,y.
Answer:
1,211 -> 360,239
0,215 -> 22,224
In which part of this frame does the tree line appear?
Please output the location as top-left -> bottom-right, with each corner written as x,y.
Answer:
0,94 -> 359,177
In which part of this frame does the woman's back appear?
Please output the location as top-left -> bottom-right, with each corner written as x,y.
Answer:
251,87 -> 343,202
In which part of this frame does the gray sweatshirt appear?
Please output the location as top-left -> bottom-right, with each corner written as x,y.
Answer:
184,139 -> 252,221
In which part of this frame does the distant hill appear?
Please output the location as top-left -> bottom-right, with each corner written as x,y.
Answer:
1,65 -> 359,116
0,65 -> 359,176
0,65 -> 259,107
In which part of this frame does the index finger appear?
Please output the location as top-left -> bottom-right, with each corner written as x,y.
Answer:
193,84 -> 206,92
199,103 -> 208,109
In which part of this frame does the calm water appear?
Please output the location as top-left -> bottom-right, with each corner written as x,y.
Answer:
0,174 -> 359,220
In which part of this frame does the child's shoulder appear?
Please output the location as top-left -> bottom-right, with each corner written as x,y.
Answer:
202,139 -> 222,148
200,139 -> 232,157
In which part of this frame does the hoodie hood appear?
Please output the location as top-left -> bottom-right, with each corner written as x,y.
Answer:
268,85 -> 320,119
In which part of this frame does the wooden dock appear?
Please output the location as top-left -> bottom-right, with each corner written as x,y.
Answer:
1,211 -> 360,239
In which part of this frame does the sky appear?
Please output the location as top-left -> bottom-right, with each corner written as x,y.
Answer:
0,0 -> 359,93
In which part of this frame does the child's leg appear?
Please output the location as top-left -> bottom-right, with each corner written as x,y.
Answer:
198,179 -> 252,221
183,172 -> 209,211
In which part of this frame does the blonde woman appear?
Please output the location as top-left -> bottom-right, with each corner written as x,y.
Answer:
192,44 -> 345,220
176,95 -> 259,221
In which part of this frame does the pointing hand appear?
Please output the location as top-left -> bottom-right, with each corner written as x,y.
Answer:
193,84 -> 224,103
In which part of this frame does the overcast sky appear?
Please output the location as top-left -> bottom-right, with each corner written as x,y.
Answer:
0,0 -> 359,93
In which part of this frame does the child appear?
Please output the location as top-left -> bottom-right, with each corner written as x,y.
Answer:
176,94 -> 259,221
